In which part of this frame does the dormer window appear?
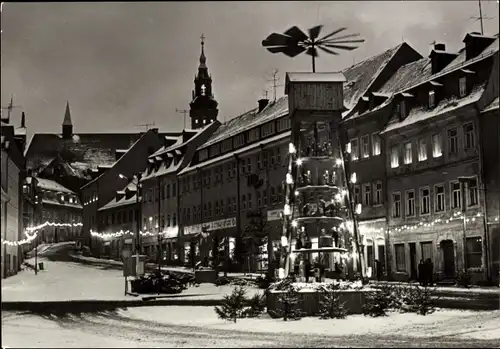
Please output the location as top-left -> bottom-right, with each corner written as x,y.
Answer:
459,77 -> 467,97
195,119 -> 199,124
400,100 -> 407,119
428,90 -> 435,108
203,120 -> 206,124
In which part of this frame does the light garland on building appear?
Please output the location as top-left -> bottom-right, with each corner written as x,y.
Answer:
1,221 -> 83,246
90,226 -> 179,240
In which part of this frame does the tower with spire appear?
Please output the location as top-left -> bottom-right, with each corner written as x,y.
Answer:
62,101 -> 73,139
189,33 -> 219,130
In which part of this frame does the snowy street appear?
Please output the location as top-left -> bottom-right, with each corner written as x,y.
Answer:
2,307 -> 500,348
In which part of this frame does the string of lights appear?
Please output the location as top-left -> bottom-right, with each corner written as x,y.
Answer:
90,226 -> 179,240
1,221 -> 83,246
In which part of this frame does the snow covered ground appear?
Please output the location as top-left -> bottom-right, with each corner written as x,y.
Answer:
2,258 -> 261,302
2,307 -> 499,348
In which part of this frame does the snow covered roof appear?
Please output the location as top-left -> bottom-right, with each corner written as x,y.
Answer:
198,44 -> 403,151
285,72 -> 346,93
382,84 -> 485,134
42,198 -> 83,209
482,97 -> 499,113
378,58 -> 431,95
99,182 -> 138,211
36,178 -> 76,194
180,131 -> 291,176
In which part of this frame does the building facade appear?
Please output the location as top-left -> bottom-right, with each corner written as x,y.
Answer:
35,178 -> 83,243
1,119 -> 25,278
341,33 -> 499,283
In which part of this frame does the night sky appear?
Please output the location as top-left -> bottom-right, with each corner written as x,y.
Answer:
1,1 -> 498,136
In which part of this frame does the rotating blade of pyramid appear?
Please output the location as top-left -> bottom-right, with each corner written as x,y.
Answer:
284,26 -> 309,42
308,25 -> 323,40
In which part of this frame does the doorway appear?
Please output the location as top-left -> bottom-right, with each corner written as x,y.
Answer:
378,245 -> 386,277
409,243 -> 417,280
440,240 -> 456,278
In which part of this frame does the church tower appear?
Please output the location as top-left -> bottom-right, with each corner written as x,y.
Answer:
62,101 -> 73,139
189,34 -> 218,129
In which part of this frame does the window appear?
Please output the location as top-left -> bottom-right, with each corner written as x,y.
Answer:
277,117 -> 291,132
350,138 -> 359,161
187,208 -> 191,222
227,163 -> 233,179
246,158 -> 252,173
467,178 -> 478,207
261,122 -> 276,137
361,135 -> 370,158
219,200 -> 224,215
432,133 -> 442,158
210,144 -> 220,157
262,189 -> 268,207
207,202 -> 212,218
271,187 -> 277,203
227,198 -> 232,213
363,184 -> 371,206
233,134 -> 245,148
247,193 -> 252,210
420,187 -> 430,215
256,154 -> 261,169
166,184 -> 170,199
257,191 -> 261,207
199,149 -> 209,162
277,185 -> 283,203
276,148 -> 282,164
232,197 -> 237,212
459,77 -> 467,97
451,182 -> 461,209
390,146 -> 399,168
242,194 -> 247,210
448,128 -> 458,154
262,152 -> 268,168
248,128 -> 260,142
167,214 -> 171,227
463,122 -> 475,150
270,149 -> 276,166
418,138 -> 427,162
172,214 -> 176,226
373,181 -> 383,205
406,190 -> 415,217
404,142 -> 412,164
393,192 -> 401,218
428,90 -> 435,108
215,201 -> 219,216
435,184 -> 445,212
371,133 -> 381,156
354,185 -> 360,204
466,237 -> 482,268
400,100 -> 407,119
394,244 -> 406,272
221,139 -> 233,153
420,242 -> 433,262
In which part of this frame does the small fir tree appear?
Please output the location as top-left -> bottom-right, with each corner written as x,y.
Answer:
317,282 -> 348,319
214,286 -> 248,323
362,284 -> 394,317
409,284 -> 437,316
269,282 -> 303,321
244,293 -> 267,318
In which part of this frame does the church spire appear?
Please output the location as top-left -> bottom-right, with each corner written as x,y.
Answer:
199,33 -> 207,68
62,101 -> 73,139
189,33 -> 218,130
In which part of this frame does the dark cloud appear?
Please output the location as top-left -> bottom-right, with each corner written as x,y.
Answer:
1,1 -> 498,135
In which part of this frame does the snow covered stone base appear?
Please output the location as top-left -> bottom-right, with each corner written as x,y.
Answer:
267,288 -> 371,316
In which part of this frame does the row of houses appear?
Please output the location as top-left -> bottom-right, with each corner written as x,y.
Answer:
23,31 -> 500,283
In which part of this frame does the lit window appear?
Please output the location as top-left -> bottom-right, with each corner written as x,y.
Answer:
418,138 -> 427,162
420,187 -> 430,215
435,185 -> 445,212
392,192 -> 401,218
361,135 -> 370,158
459,77 -> 467,97
371,133 -> 381,156
428,90 -> 435,108
350,138 -> 359,161
390,146 -> 399,168
406,190 -> 415,217
404,142 -> 412,164
432,133 -> 442,158
463,122 -> 475,150
451,182 -> 461,209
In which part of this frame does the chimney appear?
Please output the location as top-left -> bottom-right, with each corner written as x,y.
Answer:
258,99 -> 269,113
463,32 -> 496,61
434,43 -> 445,51
429,43 -> 458,74
21,112 -> 26,128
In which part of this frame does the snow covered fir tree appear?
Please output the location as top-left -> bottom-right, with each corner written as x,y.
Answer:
277,72 -> 366,282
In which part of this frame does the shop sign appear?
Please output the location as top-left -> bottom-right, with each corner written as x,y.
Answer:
184,217 -> 236,236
